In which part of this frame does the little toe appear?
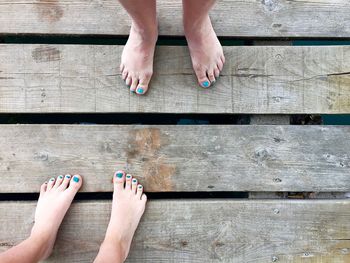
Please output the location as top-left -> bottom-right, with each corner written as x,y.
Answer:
131,178 -> 138,193
58,174 -> 71,190
67,174 -> 83,193
53,175 -> 64,188
120,63 -> 125,73
130,77 -> 139,93
220,54 -> 226,65
136,184 -> 143,199
141,193 -> 147,203
217,59 -> 224,71
125,174 -> 132,189
121,69 -> 128,81
39,182 -> 47,196
114,170 -> 126,191
47,177 -> 55,191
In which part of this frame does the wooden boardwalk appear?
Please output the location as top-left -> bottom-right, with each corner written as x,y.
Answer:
0,1 -> 349,262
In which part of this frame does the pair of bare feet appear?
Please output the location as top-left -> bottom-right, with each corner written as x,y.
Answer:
121,11 -> 225,95
0,171 -> 146,263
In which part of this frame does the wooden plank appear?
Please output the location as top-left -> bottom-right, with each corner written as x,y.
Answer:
1,45 -> 350,114
0,1 -> 349,37
0,200 -> 349,262
0,125 -> 350,193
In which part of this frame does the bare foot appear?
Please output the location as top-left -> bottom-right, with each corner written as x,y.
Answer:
184,15 -> 225,88
103,170 -> 147,261
30,174 -> 83,260
120,23 -> 158,95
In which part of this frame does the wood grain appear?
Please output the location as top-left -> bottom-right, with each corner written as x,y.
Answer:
0,0 -> 349,37
0,45 -> 350,114
0,200 -> 349,262
0,125 -> 349,193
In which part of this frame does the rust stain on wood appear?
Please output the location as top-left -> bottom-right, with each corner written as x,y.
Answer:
126,128 -> 175,191
32,46 -> 61,63
37,0 -> 63,22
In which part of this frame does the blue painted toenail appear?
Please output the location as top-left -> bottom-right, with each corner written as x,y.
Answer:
116,172 -> 123,178
59,175 -> 63,179
202,81 -> 210,88
136,87 -> 144,94
126,175 -> 131,179
66,175 -> 71,179
138,185 -> 143,188
132,179 -> 137,183
73,176 -> 79,183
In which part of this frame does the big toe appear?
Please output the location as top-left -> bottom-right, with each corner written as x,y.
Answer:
67,174 -> 83,193
194,65 -> 211,88
114,170 -> 126,191
135,73 -> 152,95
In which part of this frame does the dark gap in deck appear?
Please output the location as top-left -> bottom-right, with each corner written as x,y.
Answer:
0,113 -> 250,125
1,34 -> 350,46
0,192 -> 249,201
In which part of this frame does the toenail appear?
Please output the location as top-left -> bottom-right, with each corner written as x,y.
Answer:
59,175 -> 63,179
66,175 -> 71,179
44,181 -> 48,184
116,172 -> 124,178
126,174 -> 131,179
138,185 -> 143,189
132,179 -> 137,183
202,81 -> 210,88
136,87 -> 144,94
50,178 -> 55,181
73,176 -> 80,183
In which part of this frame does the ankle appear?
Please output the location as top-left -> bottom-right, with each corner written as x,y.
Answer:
100,236 -> 127,262
27,233 -> 53,260
131,20 -> 158,42
183,14 -> 209,34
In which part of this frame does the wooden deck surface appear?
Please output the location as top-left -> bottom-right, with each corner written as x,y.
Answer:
1,45 -> 350,114
0,200 -> 349,262
0,0 -> 349,37
0,125 -> 350,193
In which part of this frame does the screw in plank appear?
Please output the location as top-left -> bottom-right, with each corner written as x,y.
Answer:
272,256 -> 279,262
273,178 -> 282,183
273,208 -> 280,214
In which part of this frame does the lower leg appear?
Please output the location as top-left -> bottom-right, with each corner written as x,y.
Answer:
94,171 -> 147,263
118,0 -> 158,95
183,0 -> 225,88
0,174 -> 82,263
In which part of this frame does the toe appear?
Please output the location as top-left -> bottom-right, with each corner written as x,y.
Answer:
58,174 -> 71,190
47,177 -> 55,191
136,184 -> 143,199
125,174 -> 132,189
120,63 -> 125,73
67,174 -> 83,192
122,70 -> 128,81
130,77 -> 139,93
217,59 -> 224,71
214,67 -> 220,78
194,65 -> 211,88
125,76 -> 132,87
114,170 -> 126,191
39,182 -> 47,197
53,175 -> 64,188
131,178 -> 138,193
141,193 -> 147,203
220,54 -> 226,65
207,69 -> 216,84
135,73 -> 152,95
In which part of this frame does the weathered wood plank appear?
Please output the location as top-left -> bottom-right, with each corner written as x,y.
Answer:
1,45 -> 350,114
0,0 -> 349,37
0,200 -> 349,262
0,125 -> 349,193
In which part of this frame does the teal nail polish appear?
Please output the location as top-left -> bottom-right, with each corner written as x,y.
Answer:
202,81 -> 210,88
59,175 -> 63,179
66,175 -> 71,179
126,175 -> 131,179
73,176 -> 79,183
116,172 -> 123,178
136,87 -> 144,94
132,179 -> 137,183
138,185 -> 142,188
50,178 -> 55,181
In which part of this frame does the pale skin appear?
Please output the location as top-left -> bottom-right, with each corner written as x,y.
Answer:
119,0 -> 225,95
0,171 -> 147,263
